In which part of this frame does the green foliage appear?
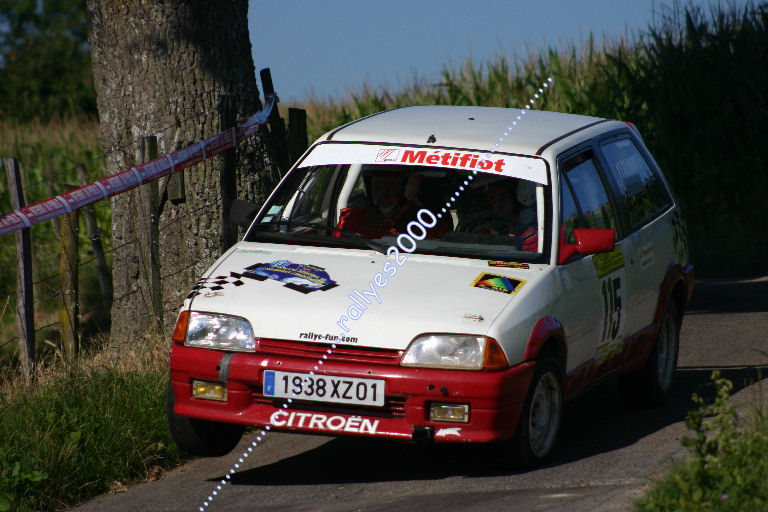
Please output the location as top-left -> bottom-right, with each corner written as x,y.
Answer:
0,0 -> 96,120
635,371 -> 768,511
628,2 -> 768,277
0,462 -> 47,512
0,119 -> 110,363
0,368 -> 185,511
298,1 -> 768,277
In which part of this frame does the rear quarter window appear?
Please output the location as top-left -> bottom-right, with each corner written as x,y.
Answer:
600,138 -> 671,230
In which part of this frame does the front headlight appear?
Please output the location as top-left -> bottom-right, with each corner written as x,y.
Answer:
401,334 -> 487,369
184,312 -> 256,352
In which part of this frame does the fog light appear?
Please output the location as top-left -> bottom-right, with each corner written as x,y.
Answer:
192,379 -> 227,401
430,403 -> 469,423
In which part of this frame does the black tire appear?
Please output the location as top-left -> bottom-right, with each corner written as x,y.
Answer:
619,300 -> 680,406
508,356 -> 564,468
166,379 -> 245,457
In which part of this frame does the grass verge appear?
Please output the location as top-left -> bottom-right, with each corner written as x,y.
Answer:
635,371 -> 768,511
0,336 -> 186,512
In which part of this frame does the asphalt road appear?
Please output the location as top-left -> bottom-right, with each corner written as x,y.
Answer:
72,276 -> 768,512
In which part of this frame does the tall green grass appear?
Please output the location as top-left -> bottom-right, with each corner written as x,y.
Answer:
0,118 -> 112,364
295,2 -> 768,277
0,336 -> 185,512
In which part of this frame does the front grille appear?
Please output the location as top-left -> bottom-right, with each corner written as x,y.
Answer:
252,394 -> 407,418
251,339 -> 406,418
257,338 -> 403,365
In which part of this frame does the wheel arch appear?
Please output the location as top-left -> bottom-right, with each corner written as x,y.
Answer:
524,315 -> 567,370
654,262 -> 695,329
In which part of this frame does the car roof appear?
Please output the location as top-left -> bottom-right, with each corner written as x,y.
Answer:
322,105 -> 608,156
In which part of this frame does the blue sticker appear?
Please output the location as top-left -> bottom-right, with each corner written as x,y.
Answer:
243,260 -> 338,294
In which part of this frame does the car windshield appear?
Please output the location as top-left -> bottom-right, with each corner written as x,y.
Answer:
245,147 -> 549,262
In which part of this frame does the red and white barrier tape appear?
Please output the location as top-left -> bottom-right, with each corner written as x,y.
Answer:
0,94 -> 276,237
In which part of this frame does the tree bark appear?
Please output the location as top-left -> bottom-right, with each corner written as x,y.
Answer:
85,0 -> 277,349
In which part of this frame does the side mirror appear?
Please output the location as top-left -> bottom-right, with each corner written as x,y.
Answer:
558,228 -> 615,264
230,199 -> 260,229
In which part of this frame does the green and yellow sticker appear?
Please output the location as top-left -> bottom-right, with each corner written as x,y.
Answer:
595,337 -> 624,365
592,246 -> 624,278
488,261 -> 530,269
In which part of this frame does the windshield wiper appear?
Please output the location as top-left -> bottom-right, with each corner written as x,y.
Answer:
250,220 -> 389,254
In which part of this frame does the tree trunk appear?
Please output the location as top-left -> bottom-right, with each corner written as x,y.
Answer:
85,1 -> 277,349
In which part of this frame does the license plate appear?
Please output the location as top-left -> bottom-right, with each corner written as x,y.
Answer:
263,370 -> 385,407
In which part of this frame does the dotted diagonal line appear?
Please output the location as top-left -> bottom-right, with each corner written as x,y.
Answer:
198,76 -> 554,511
435,77 -> 554,220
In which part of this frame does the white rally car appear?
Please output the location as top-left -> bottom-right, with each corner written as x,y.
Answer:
167,105 -> 694,466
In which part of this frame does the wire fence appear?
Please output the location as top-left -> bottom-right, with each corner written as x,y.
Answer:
0,108 -> 217,206
0,91 -> 290,371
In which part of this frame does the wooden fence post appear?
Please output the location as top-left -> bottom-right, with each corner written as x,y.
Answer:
3,158 -> 35,382
288,108 -> 308,166
59,184 -> 79,362
259,68 -> 290,174
167,128 -> 186,205
137,136 -> 163,335
76,164 -> 112,319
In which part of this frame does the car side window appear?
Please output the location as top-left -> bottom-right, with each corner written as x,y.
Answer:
560,174 -> 583,244
562,151 -> 617,232
600,138 -> 670,229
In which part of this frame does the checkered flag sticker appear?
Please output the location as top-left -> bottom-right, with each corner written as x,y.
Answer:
186,272 -> 246,299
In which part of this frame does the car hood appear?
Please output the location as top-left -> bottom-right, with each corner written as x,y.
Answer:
185,242 -> 543,350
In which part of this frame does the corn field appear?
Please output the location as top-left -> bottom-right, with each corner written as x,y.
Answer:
296,2 -> 768,277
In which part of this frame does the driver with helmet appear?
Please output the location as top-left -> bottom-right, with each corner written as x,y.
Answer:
467,178 -> 538,251
471,179 -> 536,234
336,167 -> 446,239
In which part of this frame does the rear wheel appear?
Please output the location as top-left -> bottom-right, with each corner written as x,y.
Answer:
166,379 -> 245,456
620,300 -> 680,406
508,356 -> 563,467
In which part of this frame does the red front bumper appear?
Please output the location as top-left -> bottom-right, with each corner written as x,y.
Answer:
170,341 -> 534,443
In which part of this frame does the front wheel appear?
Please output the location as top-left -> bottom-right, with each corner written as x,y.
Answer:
619,300 -> 680,406
166,379 -> 245,456
508,356 -> 564,467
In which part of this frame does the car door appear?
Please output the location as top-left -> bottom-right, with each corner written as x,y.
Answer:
553,147 -> 629,382
596,135 -> 674,337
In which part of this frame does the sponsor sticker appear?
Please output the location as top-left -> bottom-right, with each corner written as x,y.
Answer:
639,243 -> 655,270
243,260 -> 338,293
595,337 -> 624,365
236,248 -> 272,255
299,331 -> 358,344
471,272 -> 525,295
671,209 -> 688,264
375,148 -> 401,162
269,410 -> 380,434
435,427 -> 462,438
186,273 -> 246,299
185,261 -> 338,299
488,261 -> 530,269
592,246 -> 625,278
300,143 -> 548,184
